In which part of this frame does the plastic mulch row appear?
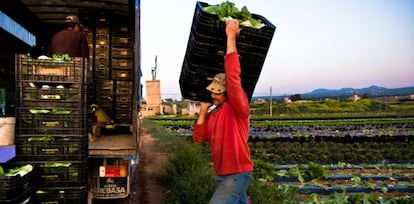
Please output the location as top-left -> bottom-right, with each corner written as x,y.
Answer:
274,175 -> 412,183
297,184 -> 414,195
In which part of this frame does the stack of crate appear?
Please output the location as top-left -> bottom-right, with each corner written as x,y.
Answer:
94,20 -> 114,119
111,25 -> 134,123
86,17 -> 134,124
14,54 -> 88,203
180,1 -> 276,102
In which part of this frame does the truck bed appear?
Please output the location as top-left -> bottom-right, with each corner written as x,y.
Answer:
89,134 -> 137,158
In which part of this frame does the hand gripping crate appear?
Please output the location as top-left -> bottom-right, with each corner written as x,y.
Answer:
180,1 -> 276,102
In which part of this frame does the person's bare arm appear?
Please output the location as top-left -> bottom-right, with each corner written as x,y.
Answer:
196,102 -> 212,124
226,19 -> 240,54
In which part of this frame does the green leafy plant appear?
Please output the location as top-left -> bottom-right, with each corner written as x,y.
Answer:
305,162 -> 328,180
203,1 -> 264,29
288,165 -> 304,182
51,53 -> 71,61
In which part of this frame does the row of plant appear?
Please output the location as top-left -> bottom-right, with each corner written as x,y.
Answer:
146,118 -> 414,203
272,161 -> 414,193
250,125 -> 414,141
150,116 -> 414,141
275,161 -> 414,171
249,98 -> 414,115
250,140 -> 414,198
149,116 -> 414,127
250,140 -> 414,164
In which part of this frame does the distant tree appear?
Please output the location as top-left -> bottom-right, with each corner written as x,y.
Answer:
290,94 -> 302,101
362,93 -> 369,99
164,98 -> 174,103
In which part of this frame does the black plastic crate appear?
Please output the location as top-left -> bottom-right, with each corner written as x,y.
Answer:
180,87 -> 211,102
97,79 -> 113,90
111,36 -> 134,48
180,1 -> 275,101
95,64 -> 110,79
18,161 -> 88,188
35,186 -> 87,204
193,2 -> 275,45
96,80 -> 114,93
115,81 -> 133,94
0,163 -> 38,202
185,34 -> 269,74
15,108 -> 87,135
15,135 -> 88,161
116,94 -> 133,103
189,29 -> 271,59
95,45 -> 110,59
112,25 -> 134,37
15,54 -> 88,83
0,184 -> 36,203
115,112 -> 132,122
96,93 -> 114,102
112,69 -> 132,81
183,53 -> 262,83
95,56 -> 109,67
180,59 -> 258,101
112,47 -> 134,58
112,58 -> 133,69
16,84 -> 87,109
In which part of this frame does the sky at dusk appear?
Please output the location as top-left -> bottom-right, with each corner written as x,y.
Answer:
141,0 -> 414,99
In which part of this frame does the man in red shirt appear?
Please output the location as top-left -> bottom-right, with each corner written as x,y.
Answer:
192,19 -> 253,204
48,15 -> 89,58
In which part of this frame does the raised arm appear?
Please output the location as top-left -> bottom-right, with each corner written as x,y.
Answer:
226,19 -> 240,54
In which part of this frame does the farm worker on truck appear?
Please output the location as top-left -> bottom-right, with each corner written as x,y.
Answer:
192,19 -> 253,204
48,15 -> 89,58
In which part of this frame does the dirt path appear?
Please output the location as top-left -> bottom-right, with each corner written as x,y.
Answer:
129,127 -> 168,204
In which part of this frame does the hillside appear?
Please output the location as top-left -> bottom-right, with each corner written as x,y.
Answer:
252,85 -> 414,101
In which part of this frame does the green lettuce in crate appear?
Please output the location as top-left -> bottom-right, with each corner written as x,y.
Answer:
0,164 -> 33,177
204,1 -> 264,29
51,53 -> 72,61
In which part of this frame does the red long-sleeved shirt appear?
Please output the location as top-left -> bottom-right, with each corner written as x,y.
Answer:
193,52 -> 253,176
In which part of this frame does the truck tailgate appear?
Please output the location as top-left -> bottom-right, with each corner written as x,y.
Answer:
89,134 -> 137,157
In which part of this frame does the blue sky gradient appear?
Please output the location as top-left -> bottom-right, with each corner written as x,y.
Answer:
141,0 -> 414,99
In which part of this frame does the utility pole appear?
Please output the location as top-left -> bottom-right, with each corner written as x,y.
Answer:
269,86 -> 272,116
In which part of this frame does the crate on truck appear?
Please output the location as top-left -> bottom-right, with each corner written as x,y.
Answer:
0,0 -> 142,202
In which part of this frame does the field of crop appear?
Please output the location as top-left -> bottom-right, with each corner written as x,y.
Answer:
149,113 -> 414,201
